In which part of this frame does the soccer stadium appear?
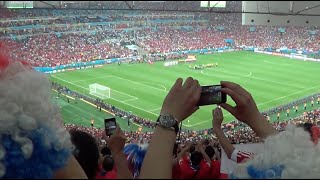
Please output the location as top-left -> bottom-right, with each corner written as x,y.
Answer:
1,1 -> 320,179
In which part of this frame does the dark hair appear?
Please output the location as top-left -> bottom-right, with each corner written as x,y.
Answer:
189,145 -> 195,154
190,151 -> 203,166
70,130 -> 100,179
173,143 -> 178,157
301,122 -> 313,135
204,139 -> 210,146
102,155 -> 114,172
101,145 -> 111,156
205,145 -> 215,159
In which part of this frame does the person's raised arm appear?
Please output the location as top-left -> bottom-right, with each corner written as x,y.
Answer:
196,142 -> 212,166
176,142 -> 192,161
220,81 -> 277,139
212,107 -> 235,159
104,126 -> 133,179
214,146 -> 221,161
139,77 -> 201,179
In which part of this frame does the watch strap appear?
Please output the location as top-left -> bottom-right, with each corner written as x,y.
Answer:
156,116 -> 179,134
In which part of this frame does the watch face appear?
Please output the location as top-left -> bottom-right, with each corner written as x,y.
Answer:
159,114 -> 176,128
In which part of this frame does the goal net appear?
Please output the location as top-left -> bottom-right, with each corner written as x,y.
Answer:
89,83 -> 110,99
290,53 -> 307,61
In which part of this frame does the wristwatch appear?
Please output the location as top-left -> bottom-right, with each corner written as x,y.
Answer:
156,114 -> 179,134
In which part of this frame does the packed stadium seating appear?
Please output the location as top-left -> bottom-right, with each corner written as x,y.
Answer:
63,107 -> 320,151
1,8 -> 319,68
1,2 -> 320,178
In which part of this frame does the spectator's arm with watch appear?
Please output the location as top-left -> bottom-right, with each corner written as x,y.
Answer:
139,77 -> 201,179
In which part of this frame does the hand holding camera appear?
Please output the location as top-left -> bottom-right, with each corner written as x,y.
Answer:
219,81 -> 262,127
160,77 -> 201,123
103,124 -> 126,155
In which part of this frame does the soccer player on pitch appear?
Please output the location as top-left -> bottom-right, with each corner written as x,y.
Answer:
311,99 -> 314,107
91,118 -> 94,128
286,109 -> 290,117
295,105 -> 298,113
304,103 -> 307,110
277,112 -> 280,120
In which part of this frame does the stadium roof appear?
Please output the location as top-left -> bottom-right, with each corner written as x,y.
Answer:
244,1 -> 320,16
1,1 -> 318,16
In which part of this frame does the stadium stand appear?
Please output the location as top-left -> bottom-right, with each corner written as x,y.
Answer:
63,107 -> 320,149
1,1 -> 320,178
1,9 -> 319,67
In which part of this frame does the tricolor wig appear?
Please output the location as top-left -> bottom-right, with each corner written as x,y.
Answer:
0,44 -> 73,178
123,143 -> 148,178
230,124 -> 320,179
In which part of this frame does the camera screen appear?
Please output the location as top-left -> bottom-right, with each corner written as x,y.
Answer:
105,121 -> 116,129
197,85 -> 223,106
105,118 -> 116,136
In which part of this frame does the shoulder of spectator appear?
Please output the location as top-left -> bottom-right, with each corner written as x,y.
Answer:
230,148 -> 254,163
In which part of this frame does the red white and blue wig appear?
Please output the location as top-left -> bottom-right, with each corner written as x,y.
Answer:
123,143 -> 148,178
230,124 -> 320,179
0,44 -> 73,178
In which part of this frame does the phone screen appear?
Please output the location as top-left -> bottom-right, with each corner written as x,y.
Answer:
197,85 -> 227,106
104,118 -> 116,136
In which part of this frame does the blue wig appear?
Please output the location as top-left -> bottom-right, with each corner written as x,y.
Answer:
123,143 -> 148,178
230,164 -> 284,179
1,125 -> 71,179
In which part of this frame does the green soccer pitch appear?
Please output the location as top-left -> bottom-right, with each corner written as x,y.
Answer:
49,51 -> 320,130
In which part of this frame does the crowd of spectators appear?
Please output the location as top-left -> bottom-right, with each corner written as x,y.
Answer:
53,81 -> 320,148
2,38 -> 320,178
263,93 -> 320,115
0,8 -> 319,68
63,107 -> 320,153
4,31 -> 132,67
53,80 -> 320,131
2,3 -> 320,178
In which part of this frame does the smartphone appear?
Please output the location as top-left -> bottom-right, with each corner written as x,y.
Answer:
104,117 -> 117,136
197,85 -> 227,106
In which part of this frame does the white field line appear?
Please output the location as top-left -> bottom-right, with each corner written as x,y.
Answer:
56,75 -> 138,99
121,97 -> 139,103
148,107 -> 162,112
51,75 -> 159,117
143,82 -> 167,91
70,74 -> 168,92
72,75 -> 114,83
108,75 -> 168,92
202,68 -> 303,89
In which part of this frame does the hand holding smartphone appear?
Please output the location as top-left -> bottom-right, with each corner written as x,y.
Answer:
197,85 -> 227,106
104,117 -> 117,137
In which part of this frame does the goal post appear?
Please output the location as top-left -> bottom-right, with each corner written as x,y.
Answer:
89,83 -> 111,99
290,53 -> 307,61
